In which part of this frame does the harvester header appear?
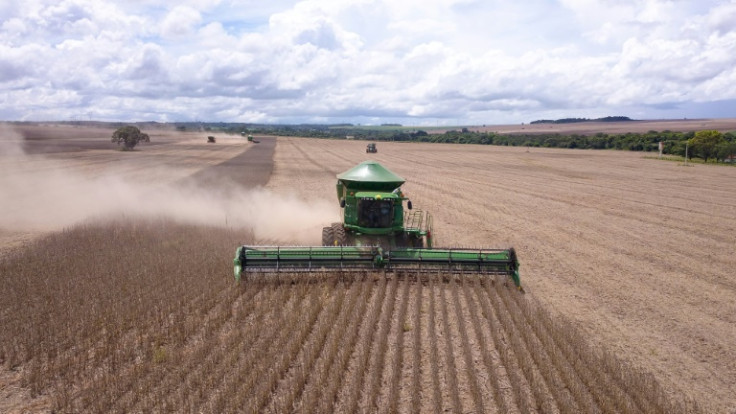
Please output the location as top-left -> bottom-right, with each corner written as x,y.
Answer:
234,161 -> 522,291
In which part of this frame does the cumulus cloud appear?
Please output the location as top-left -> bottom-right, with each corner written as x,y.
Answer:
0,0 -> 735,124
160,6 -> 202,38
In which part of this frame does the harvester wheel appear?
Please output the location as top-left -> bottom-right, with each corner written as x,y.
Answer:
331,223 -> 348,246
321,226 -> 334,246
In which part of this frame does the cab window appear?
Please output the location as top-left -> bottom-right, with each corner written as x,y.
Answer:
358,199 -> 393,228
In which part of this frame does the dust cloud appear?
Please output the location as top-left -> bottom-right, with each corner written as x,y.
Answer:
0,123 -> 25,157
0,125 -> 337,245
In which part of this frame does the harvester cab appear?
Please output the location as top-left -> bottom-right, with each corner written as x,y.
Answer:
234,161 -> 522,291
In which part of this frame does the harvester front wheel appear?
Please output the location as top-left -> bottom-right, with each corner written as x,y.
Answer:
321,226 -> 334,246
330,223 -> 348,246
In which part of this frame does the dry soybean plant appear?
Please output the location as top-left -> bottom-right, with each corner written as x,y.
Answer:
0,223 -> 704,413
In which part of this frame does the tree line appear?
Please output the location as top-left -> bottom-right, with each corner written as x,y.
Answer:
179,122 -> 736,164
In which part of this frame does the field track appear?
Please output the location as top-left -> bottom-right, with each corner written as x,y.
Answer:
1,123 -> 734,412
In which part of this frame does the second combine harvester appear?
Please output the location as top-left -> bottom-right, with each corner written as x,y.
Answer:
234,160 -> 522,291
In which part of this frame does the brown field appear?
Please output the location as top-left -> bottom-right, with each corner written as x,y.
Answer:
1,122 -> 735,413
463,117 -> 736,135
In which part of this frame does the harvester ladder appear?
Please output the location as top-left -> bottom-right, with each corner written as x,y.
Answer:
405,209 -> 431,233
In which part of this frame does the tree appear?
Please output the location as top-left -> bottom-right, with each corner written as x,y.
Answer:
111,126 -> 150,150
688,130 -> 725,162
715,141 -> 736,163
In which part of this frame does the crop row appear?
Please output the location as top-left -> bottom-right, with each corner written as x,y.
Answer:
0,219 -> 701,413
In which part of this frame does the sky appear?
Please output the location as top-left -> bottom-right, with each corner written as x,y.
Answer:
1,0 -> 735,125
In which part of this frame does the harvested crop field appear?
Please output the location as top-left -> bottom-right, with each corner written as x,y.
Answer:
1,123 -> 735,412
464,117 -> 736,135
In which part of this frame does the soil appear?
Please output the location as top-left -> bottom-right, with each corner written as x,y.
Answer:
179,135 -> 275,189
1,122 -> 735,412
458,117 -> 736,135
268,136 -> 736,413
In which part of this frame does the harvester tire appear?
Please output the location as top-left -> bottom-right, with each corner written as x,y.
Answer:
330,223 -> 348,246
321,226 -> 334,246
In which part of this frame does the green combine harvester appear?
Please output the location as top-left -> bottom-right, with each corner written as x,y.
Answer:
234,161 -> 522,290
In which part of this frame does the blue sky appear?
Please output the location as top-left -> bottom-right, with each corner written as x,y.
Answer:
1,0 -> 734,125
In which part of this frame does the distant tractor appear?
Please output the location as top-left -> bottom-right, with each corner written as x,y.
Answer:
366,142 -> 377,153
207,136 -> 216,143
233,161 -> 522,291
247,135 -> 254,142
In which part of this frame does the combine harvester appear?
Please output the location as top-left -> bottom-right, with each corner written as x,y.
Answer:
233,161 -> 522,291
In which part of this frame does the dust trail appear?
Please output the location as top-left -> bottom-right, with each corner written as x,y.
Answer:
0,125 -> 338,245
0,123 -> 25,157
